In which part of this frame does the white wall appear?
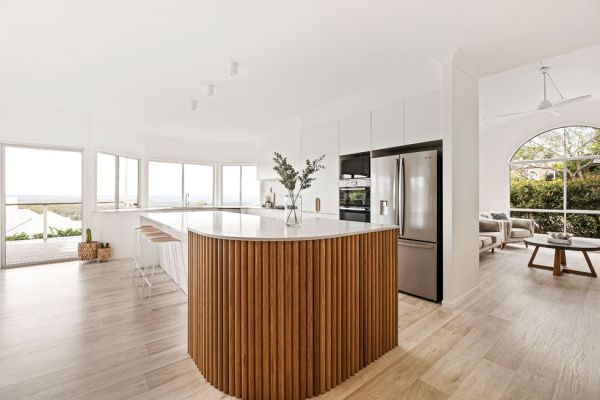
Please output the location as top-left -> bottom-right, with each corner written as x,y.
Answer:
479,97 -> 600,212
0,99 -> 258,261
440,53 -> 481,306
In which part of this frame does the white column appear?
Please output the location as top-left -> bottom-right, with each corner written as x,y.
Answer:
439,50 -> 481,307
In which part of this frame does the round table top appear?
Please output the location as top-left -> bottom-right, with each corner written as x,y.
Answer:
524,235 -> 600,251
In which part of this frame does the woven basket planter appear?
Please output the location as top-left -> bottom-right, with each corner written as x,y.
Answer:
97,247 -> 112,262
78,242 -> 98,261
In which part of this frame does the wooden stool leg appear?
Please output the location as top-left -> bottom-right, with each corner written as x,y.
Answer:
527,246 -> 539,267
582,251 -> 597,278
553,249 -> 562,276
560,249 -> 566,266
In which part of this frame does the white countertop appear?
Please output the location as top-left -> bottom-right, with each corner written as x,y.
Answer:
141,210 -> 397,241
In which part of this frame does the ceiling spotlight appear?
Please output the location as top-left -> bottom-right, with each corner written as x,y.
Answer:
190,99 -> 198,110
230,61 -> 239,76
207,84 -> 215,97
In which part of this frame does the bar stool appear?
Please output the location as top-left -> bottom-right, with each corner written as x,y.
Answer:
130,225 -> 163,273
133,228 -> 185,299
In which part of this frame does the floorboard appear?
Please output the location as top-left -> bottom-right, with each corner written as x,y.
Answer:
0,246 -> 599,399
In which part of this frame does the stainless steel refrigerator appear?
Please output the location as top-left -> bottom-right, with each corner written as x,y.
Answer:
371,150 -> 441,301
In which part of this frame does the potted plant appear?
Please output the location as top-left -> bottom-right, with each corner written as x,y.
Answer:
273,152 -> 325,226
78,228 -> 98,261
97,242 -> 112,262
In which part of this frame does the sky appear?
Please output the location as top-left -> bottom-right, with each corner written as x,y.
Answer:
5,147 -> 81,199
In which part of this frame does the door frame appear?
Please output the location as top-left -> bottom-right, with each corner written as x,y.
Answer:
1,142 -> 85,268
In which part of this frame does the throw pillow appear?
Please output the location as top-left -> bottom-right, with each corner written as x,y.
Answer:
490,212 -> 508,220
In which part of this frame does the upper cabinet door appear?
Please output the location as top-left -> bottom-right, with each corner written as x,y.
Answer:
371,101 -> 404,150
404,90 -> 442,145
300,122 -> 339,214
339,111 -> 371,155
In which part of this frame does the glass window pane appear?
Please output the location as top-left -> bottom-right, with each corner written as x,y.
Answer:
148,161 -> 182,207
184,164 -> 213,207
5,146 -> 82,266
510,211 -> 564,235
510,162 -> 564,210
567,213 -> 600,239
241,166 -> 260,206
565,126 -> 600,157
566,158 -> 600,210
97,153 -> 116,210
511,128 -> 564,161
5,147 -> 82,204
222,166 -> 241,206
119,157 -> 138,209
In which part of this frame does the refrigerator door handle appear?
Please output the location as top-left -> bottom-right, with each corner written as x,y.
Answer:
398,240 -> 435,249
399,157 -> 405,235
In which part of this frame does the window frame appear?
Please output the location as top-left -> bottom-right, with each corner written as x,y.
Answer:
147,159 -> 216,208
508,126 -> 600,233
96,152 -> 141,210
221,164 -> 260,207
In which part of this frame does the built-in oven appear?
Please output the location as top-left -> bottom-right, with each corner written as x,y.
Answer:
339,179 -> 371,222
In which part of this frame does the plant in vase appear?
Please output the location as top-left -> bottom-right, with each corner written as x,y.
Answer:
78,228 -> 98,261
273,152 -> 325,226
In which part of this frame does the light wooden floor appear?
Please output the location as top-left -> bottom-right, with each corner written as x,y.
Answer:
1,245 -> 599,400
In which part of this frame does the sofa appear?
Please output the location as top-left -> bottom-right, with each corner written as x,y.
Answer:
479,218 -> 503,254
480,212 -> 535,249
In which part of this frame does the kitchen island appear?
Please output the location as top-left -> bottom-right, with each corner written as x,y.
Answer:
142,211 -> 398,400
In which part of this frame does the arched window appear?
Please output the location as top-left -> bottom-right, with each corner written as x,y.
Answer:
509,126 -> 600,238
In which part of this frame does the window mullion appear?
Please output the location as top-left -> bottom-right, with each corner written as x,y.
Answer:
115,156 -> 120,210
563,128 -> 567,234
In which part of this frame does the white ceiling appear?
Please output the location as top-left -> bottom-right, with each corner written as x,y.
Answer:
2,0 -> 600,141
480,44 -> 600,127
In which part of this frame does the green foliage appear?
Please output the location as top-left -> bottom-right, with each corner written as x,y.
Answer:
8,228 -> 82,241
6,232 -> 29,241
511,175 -> 600,238
86,228 -> 92,243
272,152 -> 325,195
510,178 -> 564,209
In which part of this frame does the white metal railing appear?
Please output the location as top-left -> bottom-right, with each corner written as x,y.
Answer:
5,202 -> 82,243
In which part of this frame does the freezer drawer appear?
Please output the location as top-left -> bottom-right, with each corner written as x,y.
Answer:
397,239 -> 439,301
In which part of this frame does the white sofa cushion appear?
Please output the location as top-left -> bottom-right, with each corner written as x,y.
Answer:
511,228 -> 531,238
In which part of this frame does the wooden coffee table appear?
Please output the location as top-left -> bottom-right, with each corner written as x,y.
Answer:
524,235 -> 599,277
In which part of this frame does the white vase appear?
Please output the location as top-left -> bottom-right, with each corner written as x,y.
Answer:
284,194 -> 302,227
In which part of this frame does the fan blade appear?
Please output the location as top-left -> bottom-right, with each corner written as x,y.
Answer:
495,109 -> 538,118
544,109 -> 562,117
554,95 -> 592,107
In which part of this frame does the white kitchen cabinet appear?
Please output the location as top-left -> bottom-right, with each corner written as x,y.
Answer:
300,121 -> 339,215
371,101 -> 404,150
257,135 -> 301,180
404,90 -> 442,145
338,111 -> 371,155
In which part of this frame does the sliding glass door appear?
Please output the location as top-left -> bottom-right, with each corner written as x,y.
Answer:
2,145 -> 83,267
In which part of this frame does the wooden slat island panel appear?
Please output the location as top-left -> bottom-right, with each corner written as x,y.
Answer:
188,228 -> 398,400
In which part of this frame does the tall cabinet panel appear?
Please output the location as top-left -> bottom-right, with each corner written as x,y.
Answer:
371,101 -> 404,150
404,90 -> 442,145
301,121 -> 339,215
339,111 -> 371,155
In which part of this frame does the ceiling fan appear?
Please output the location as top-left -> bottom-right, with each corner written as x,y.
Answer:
495,66 -> 592,118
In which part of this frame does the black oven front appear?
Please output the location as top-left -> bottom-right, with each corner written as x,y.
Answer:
339,179 -> 370,222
